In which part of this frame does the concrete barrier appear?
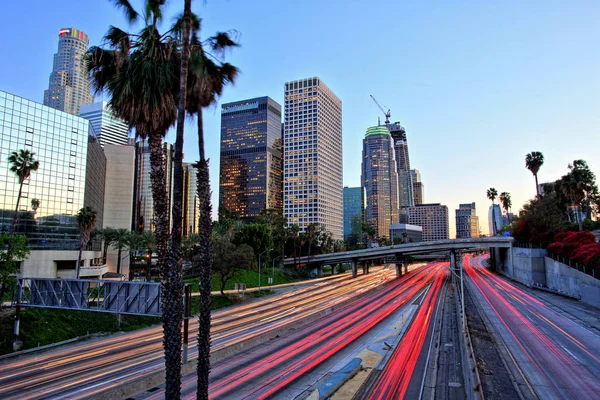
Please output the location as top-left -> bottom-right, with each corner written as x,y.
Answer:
508,247 -> 546,287
545,257 -> 600,308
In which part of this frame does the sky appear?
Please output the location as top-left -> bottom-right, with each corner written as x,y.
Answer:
1,0 -> 599,237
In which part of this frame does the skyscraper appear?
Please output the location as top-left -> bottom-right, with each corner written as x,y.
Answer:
219,97 -> 282,220
362,126 -> 399,238
455,203 -> 479,238
43,28 -> 93,115
411,169 -> 425,205
0,90 -> 105,278
133,140 -> 174,232
343,186 -> 365,241
79,102 -> 129,147
408,203 -> 449,241
183,163 -> 199,235
284,77 -> 343,239
387,122 -> 414,211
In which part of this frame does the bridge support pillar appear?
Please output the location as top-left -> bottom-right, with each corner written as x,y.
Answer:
352,259 -> 358,278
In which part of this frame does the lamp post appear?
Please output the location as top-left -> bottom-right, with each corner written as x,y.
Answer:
258,248 -> 274,293
272,255 -> 282,287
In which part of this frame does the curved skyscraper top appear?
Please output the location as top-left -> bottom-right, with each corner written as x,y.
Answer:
43,28 -> 93,115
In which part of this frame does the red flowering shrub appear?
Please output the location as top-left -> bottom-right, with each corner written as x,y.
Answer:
547,231 -> 600,269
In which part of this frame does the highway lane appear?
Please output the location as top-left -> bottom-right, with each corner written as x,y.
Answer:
465,254 -> 600,400
136,262 -> 447,399
367,264 -> 447,400
0,269 -> 395,399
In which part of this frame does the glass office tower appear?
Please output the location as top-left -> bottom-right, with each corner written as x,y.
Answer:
0,90 -> 105,251
343,186 -> 365,241
219,96 -> 283,220
361,126 -> 400,238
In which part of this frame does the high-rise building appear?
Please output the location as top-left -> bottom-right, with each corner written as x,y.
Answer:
133,140 -> 174,232
411,169 -> 425,205
183,163 -> 199,235
43,28 -> 93,115
219,96 -> 282,220
79,102 -> 129,147
284,77 -> 343,239
407,203 -> 449,241
343,186 -> 365,241
455,203 -> 479,238
0,90 -> 105,278
362,126 -> 399,238
488,204 -> 507,236
387,122 -> 414,212
389,223 -> 423,243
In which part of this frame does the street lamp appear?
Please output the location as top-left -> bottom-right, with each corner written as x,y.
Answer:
272,255 -> 282,287
258,248 -> 274,293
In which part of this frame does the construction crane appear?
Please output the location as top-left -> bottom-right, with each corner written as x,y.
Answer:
370,95 -> 391,125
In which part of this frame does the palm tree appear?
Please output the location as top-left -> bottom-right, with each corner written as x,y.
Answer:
126,232 -> 143,280
111,228 -> 130,276
184,26 -> 238,398
487,188 -> 498,235
499,192 -> 512,224
76,207 -> 97,279
87,1 -> 183,395
169,0 -> 193,257
141,231 -> 156,281
30,199 -> 40,214
8,150 -> 40,234
96,228 -> 116,265
525,152 -> 544,200
289,224 -> 300,268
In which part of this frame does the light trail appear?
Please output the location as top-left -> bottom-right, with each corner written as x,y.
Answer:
465,254 -> 600,399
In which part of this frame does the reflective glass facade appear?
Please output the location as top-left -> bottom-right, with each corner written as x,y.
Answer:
0,90 -> 105,250
343,187 -> 365,240
219,96 -> 282,220
387,122 -> 414,210
456,203 -> 479,238
362,126 -> 399,238
183,163 -> 199,235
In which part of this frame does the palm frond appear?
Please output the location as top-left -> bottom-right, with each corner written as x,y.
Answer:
207,31 -> 240,53
171,13 -> 201,41
111,0 -> 139,23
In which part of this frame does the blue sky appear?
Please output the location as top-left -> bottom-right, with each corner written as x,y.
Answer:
1,0 -> 598,236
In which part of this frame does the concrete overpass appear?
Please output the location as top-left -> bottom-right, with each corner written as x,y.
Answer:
283,237 -> 514,278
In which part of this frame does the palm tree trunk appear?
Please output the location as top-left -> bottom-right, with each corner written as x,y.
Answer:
196,108 -> 213,400
171,0 -> 192,253
117,247 -> 122,275
11,181 -> 24,235
148,133 -> 182,399
534,173 -> 540,201
76,244 -> 83,279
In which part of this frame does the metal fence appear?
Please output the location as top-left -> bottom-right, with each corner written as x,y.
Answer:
14,278 -> 162,316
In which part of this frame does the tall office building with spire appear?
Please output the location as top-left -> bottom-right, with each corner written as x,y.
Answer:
387,122 -> 414,213
362,126 -> 399,238
43,28 -> 93,115
284,77 -> 343,239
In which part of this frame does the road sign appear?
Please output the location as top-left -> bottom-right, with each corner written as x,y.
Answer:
268,277 -> 273,284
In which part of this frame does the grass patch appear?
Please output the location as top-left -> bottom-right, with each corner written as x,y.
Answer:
185,269 -> 300,293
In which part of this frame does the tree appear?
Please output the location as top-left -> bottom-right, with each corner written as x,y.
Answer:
561,160 -> 599,231
232,223 -> 274,264
30,199 -> 40,214
525,151 -> 544,200
96,228 -> 116,265
111,228 -> 130,276
76,207 -> 97,279
169,0 -> 193,290
186,28 -> 239,393
362,222 -> 376,247
212,238 -> 254,295
487,188 -> 498,235
8,150 -> 40,235
0,233 -> 30,308
499,192 -> 512,224
288,224 -> 300,268
87,1 -> 183,395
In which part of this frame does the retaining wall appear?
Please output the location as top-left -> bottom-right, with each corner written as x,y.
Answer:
545,257 -> 600,308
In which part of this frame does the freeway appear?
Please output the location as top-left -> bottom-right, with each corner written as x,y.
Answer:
465,254 -> 600,400
0,269 -> 396,400
137,262 -> 448,399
